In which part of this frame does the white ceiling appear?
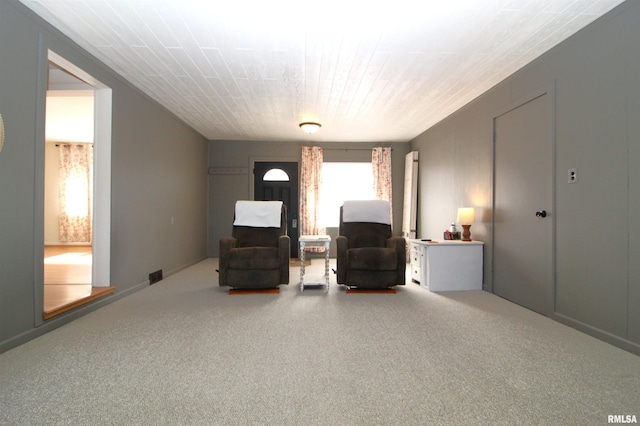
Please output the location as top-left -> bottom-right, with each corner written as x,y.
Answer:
20,0 -> 625,143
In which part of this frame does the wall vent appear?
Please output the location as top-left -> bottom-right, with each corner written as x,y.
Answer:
149,270 -> 163,285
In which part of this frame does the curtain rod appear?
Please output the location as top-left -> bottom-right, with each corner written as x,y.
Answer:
54,143 -> 93,147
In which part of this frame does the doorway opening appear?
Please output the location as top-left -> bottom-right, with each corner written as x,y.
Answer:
42,52 -> 113,319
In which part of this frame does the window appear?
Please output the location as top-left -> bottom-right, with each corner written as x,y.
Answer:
319,162 -> 375,227
263,168 -> 289,181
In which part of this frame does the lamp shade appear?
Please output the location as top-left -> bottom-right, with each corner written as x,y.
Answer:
457,207 -> 475,224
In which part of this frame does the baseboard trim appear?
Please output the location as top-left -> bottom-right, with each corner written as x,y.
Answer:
164,257 -> 208,279
2,258 -> 211,354
552,312 -> 640,356
0,279 -> 149,355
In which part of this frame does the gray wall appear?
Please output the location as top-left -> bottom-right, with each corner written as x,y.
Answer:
0,1 -> 208,352
410,0 -> 640,354
208,141 -> 410,258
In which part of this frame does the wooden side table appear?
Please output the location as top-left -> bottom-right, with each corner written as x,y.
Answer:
299,235 -> 331,292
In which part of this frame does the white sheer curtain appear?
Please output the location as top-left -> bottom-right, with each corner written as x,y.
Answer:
59,144 -> 93,242
372,147 -> 393,223
300,146 -> 325,237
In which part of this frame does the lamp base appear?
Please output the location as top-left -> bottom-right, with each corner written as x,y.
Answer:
461,224 -> 472,241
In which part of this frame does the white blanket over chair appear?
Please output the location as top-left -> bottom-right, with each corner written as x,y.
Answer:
342,200 -> 391,224
234,200 -> 283,227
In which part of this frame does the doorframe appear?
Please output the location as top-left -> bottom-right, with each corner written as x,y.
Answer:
248,156 -> 299,200
250,157 -> 300,258
48,52 -> 112,288
33,45 -> 112,326
491,82 -> 557,315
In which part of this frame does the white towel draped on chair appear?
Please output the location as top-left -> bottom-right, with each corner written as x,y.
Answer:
342,200 -> 391,225
234,200 -> 283,227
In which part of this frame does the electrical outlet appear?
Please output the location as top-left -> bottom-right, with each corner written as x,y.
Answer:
568,168 -> 578,184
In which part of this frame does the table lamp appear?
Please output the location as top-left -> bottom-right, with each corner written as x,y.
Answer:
457,207 -> 476,241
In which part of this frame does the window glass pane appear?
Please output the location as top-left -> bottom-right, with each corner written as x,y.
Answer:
319,162 -> 375,227
263,168 -> 289,181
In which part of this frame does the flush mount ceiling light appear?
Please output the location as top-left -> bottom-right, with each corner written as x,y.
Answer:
299,122 -> 321,134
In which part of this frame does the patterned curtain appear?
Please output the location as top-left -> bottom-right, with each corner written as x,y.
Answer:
59,144 -> 93,243
372,147 -> 393,223
300,146 -> 325,238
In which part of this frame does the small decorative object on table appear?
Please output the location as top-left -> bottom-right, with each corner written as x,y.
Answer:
443,230 -> 461,240
444,222 -> 461,240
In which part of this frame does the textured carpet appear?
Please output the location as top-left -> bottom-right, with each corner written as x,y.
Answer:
1,258 -> 639,425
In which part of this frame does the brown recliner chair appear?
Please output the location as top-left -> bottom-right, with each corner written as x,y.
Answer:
336,200 -> 406,289
219,201 -> 290,290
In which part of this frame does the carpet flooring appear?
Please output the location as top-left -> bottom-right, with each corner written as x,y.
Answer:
1,258 -> 639,425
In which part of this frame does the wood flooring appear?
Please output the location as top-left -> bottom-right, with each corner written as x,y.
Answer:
43,245 -> 114,319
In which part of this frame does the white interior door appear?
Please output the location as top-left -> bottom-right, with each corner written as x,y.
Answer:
493,91 -> 554,315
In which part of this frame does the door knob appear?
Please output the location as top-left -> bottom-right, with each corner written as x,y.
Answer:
535,210 -> 547,218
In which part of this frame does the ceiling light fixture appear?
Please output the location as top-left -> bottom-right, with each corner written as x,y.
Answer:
299,122 -> 321,134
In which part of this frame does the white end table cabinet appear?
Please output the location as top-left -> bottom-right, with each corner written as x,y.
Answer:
299,235 -> 331,292
409,240 -> 484,291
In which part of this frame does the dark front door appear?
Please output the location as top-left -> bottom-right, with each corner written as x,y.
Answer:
254,162 -> 299,258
